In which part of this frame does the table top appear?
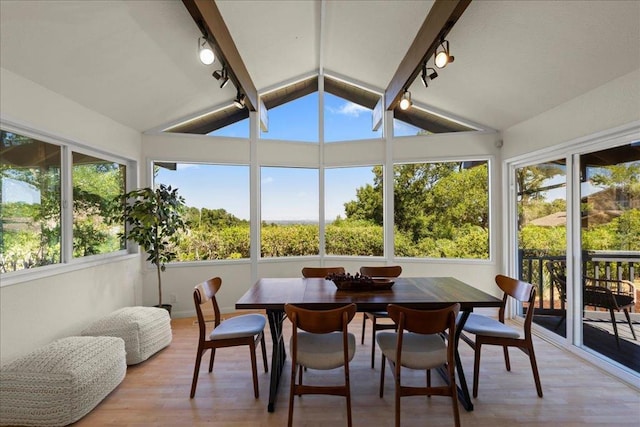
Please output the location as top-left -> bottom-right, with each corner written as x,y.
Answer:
235,276 -> 502,312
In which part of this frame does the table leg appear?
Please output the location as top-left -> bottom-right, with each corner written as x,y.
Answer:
437,309 -> 474,411
266,309 -> 286,412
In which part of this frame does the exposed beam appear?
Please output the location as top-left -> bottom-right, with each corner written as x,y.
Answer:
384,0 -> 472,111
182,0 -> 259,112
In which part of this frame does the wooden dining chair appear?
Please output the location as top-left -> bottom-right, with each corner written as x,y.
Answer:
301,266 -> 345,278
377,303 -> 461,427
460,274 -> 543,398
285,303 -> 357,427
190,277 -> 268,399
359,265 -> 402,368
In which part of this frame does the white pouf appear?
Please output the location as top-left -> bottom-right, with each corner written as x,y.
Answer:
81,306 -> 172,365
0,336 -> 126,427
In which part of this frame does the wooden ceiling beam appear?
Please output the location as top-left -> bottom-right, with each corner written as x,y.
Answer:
182,0 -> 259,112
384,0 -> 472,111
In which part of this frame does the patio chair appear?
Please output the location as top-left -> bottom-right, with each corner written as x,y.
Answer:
546,261 -> 637,347
460,274 -> 543,398
359,265 -> 403,368
285,303 -> 357,427
190,277 -> 268,398
377,303 -> 461,427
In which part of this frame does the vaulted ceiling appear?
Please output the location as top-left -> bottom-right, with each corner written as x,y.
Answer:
1,1 -> 638,134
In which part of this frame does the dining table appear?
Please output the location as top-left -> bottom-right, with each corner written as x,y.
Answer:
235,276 -> 502,413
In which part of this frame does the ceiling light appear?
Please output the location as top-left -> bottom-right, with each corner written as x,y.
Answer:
399,90 -> 412,110
234,90 -> 246,109
434,39 -> 454,69
198,37 -> 215,65
421,65 -> 438,87
213,67 -> 230,88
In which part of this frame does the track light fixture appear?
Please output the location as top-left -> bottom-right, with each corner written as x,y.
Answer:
212,66 -> 230,88
198,36 -> 215,65
434,39 -> 454,69
421,65 -> 438,87
399,90 -> 412,110
234,90 -> 246,109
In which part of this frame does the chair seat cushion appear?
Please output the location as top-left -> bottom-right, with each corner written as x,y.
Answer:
210,314 -> 266,340
291,332 -> 356,370
377,332 -> 446,369
460,313 -> 521,339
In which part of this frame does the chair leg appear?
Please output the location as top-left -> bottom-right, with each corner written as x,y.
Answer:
249,342 -> 259,398
361,314 -> 367,344
345,365 -> 353,427
394,369 -> 401,427
503,345 -> 511,371
449,365 -> 461,427
609,308 -> 621,348
288,362 -> 297,427
426,368 -> 431,388
371,317 -> 377,369
527,343 -> 543,397
260,333 -> 269,372
623,309 -> 637,340
208,348 -> 216,372
190,348 -> 204,398
379,355 -> 386,398
473,343 -> 482,398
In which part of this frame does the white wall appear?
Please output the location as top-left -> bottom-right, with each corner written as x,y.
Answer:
0,68 -> 143,363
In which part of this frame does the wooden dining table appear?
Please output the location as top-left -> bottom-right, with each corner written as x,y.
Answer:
235,276 -> 502,413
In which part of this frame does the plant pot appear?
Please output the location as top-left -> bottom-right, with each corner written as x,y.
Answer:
154,304 -> 172,316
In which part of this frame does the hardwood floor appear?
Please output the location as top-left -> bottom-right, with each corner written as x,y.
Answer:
74,313 -> 640,426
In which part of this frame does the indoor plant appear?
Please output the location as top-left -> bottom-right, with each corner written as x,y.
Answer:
117,184 -> 186,313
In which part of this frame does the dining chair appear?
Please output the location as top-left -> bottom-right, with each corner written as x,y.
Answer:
285,303 -> 357,427
377,303 -> 461,427
301,266 -> 345,278
459,274 -> 543,398
359,265 -> 402,368
190,277 -> 268,398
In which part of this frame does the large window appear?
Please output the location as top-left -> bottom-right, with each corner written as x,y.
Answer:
324,93 -> 381,142
325,166 -> 383,256
393,161 -> 489,259
260,93 -> 319,143
261,167 -> 319,257
1,129 -> 129,275
154,162 -> 250,260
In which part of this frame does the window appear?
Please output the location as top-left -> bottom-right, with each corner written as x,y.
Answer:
325,166 -> 383,256
1,131 -> 61,272
261,167 -> 319,257
208,117 -> 249,138
261,93 -> 319,143
324,93 -> 381,142
154,162 -> 250,260
394,161 -> 489,259
72,153 -> 126,257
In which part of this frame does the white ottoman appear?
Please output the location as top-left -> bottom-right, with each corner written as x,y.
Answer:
0,336 -> 126,427
81,306 -> 172,365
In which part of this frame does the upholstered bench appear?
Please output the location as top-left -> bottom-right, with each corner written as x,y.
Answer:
0,336 -> 126,427
81,306 -> 172,365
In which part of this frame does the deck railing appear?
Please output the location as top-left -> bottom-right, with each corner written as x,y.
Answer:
518,250 -> 640,314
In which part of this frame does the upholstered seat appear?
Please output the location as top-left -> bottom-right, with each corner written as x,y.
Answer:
376,332 -> 446,369
293,332 -> 356,370
210,314 -> 266,340
460,313 -> 521,339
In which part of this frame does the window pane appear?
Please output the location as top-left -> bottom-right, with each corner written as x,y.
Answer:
154,163 -> 250,260
325,166 -> 383,256
261,167 -> 318,257
208,117 -> 249,138
72,153 -> 126,257
393,118 -> 423,137
394,161 -> 489,259
324,93 -> 381,142
1,131 -> 61,271
260,93 -> 319,143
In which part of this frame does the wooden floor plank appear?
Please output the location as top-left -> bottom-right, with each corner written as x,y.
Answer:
72,313 -> 640,426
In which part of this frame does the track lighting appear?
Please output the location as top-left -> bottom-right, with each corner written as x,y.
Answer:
198,37 -> 215,65
399,90 -> 412,110
434,39 -> 454,69
234,90 -> 246,109
212,66 -> 230,88
421,66 -> 438,87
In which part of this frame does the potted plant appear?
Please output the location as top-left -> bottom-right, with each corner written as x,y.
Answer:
117,184 -> 186,314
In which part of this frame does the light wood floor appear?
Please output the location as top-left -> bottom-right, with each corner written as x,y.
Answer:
74,313 -> 640,426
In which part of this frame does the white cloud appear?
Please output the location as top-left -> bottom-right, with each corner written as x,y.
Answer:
263,176 -> 274,185
327,101 -> 368,118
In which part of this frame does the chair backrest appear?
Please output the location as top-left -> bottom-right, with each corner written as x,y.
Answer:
359,265 -> 402,278
545,261 -> 566,299
193,277 -> 223,340
387,303 -> 460,336
301,266 -> 345,278
495,274 -> 537,336
285,303 -> 357,334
